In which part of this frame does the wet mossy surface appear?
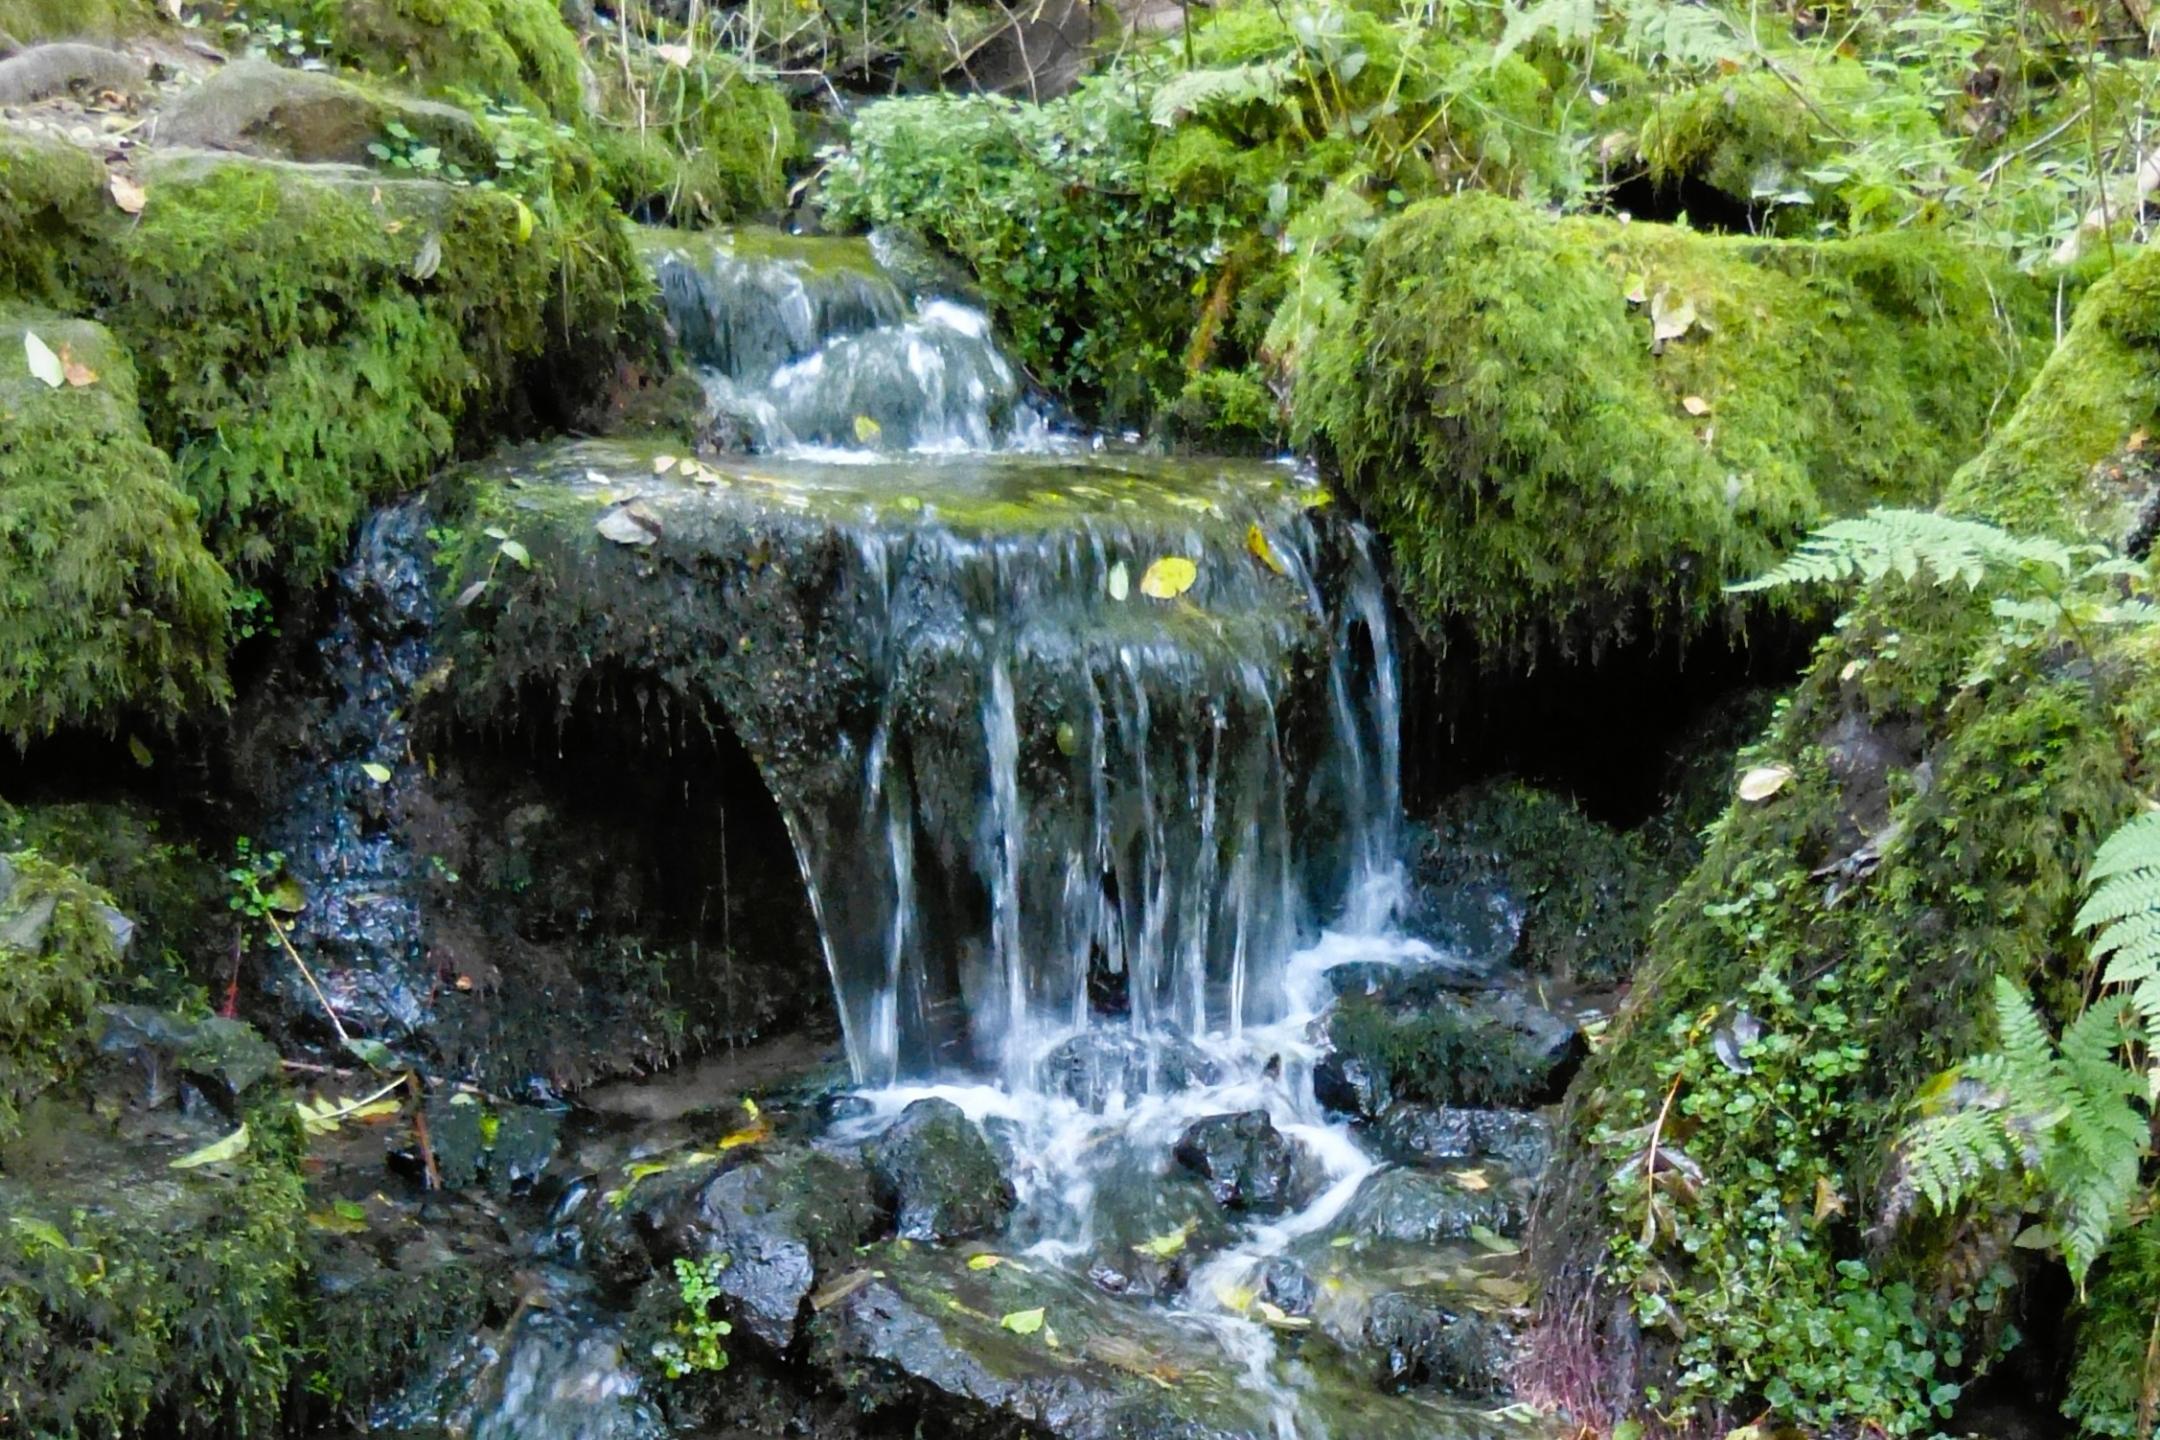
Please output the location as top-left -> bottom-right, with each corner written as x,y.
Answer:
1532,248 -> 2160,1434
239,0 -> 587,119
592,50 -> 798,224
0,128 -> 107,305
0,308 -> 232,742
0,0 -> 161,43
1298,193 -> 2054,663
0,851 -> 125,1141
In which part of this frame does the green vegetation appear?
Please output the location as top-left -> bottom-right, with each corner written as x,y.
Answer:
0,0 -> 162,42
0,131 -> 108,307
237,0 -> 587,118
1539,249 -> 2160,1437
0,310 -> 231,741
590,47 -> 798,223
652,1254 -> 734,1379
0,851 -> 125,1142
1300,196 -> 2046,658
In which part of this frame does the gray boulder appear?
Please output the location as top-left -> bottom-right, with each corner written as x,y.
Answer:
156,60 -> 484,168
867,1098 -> 1016,1242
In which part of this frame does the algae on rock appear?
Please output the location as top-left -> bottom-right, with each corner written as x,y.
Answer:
1297,192 -> 2053,663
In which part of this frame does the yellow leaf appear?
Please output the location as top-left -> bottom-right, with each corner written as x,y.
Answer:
717,1118 -> 770,1150
108,173 -> 146,215
172,1122 -> 250,1169
1452,1167 -> 1491,1192
513,197 -> 536,243
853,415 -> 883,445
1245,524 -> 1286,575
1681,395 -> 1710,416
1139,556 -> 1197,600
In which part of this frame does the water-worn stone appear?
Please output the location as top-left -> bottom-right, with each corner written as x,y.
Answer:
1172,1110 -> 1299,1214
1371,1104 -> 1552,1174
0,41 -> 144,104
94,1004 -> 280,1116
1259,1255 -> 1316,1316
156,59 -> 487,167
867,1098 -> 1015,1242
1040,1030 -> 1221,1112
1362,1290 -> 1514,1394
1330,1167 -> 1525,1244
1312,1049 -> 1392,1120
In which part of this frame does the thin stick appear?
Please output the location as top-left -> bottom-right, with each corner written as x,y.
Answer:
267,913 -> 351,1045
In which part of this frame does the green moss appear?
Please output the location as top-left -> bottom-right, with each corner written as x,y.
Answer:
593,52 -> 797,223
301,1214 -> 505,1423
1298,193 -> 2051,662
1327,989 -> 1552,1107
1410,780 -> 1665,985
2065,1217 -> 2160,1439
0,800 -> 226,1009
0,852 -> 122,1141
1535,248 -> 2160,1435
0,309 -> 232,741
1639,71 -> 1822,211
0,1093 -> 307,1439
0,129 -> 108,306
88,152 -> 640,582
0,0 -> 160,42
245,0 -> 587,119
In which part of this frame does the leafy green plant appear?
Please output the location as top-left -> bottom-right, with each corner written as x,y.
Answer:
651,1255 -> 732,1379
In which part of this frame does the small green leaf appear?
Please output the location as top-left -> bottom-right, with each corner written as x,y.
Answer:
343,1036 -> 396,1070
497,538 -> 531,569
999,1306 -> 1046,1336
361,762 -> 393,784
333,1198 -> 367,1221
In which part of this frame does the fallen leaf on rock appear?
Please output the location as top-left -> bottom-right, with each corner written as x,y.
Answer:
410,231 -> 443,281
1681,394 -> 1710,416
1107,560 -> 1130,601
1000,1307 -> 1046,1336
1246,523 -> 1286,575
172,1122 -> 251,1169
596,504 -> 660,546
1737,764 -> 1793,802
108,173 -> 146,214
23,330 -> 63,388
1650,287 -> 1697,346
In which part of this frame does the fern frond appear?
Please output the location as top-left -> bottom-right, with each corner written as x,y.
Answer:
1728,508 -> 2087,596
2085,811 -> 2160,883
1895,1104 -> 2018,1216
1149,61 -> 1296,128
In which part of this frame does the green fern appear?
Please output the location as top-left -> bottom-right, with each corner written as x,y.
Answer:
1898,809 -> 2160,1291
2080,811 -> 2160,1033
1149,60 -> 1297,128
1728,507 -> 2091,595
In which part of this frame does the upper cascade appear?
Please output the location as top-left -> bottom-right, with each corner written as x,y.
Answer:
640,227 -> 1049,455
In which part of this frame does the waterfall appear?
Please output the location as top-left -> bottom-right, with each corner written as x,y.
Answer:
628,227 -> 1406,1092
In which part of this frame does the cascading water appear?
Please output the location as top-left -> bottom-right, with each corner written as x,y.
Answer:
401,228 -> 1549,1440
612,230 -> 1515,1437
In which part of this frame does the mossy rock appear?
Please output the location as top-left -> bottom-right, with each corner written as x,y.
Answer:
1406,780 -> 1667,986
0,0 -> 162,43
157,57 -> 493,169
242,0 -> 588,119
1531,248 -> 2160,1434
2064,1217 -> 2160,1439
0,125 -> 109,305
1298,193 -> 2055,662
0,850 -> 126,1141
0,799 -> 226,1007
91,150 -> 640,583
0,1091 -> 307,1438
0,309 -> 232,741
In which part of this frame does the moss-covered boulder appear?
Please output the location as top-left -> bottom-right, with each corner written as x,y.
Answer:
0,850 -> 127,1140
0,126 -> 108,305
0,309 -> 231,741
95,150 -> 640,582
244,0 -> 588,119
157,58 -> 492,169
0,0 -> 161,44
1528,249 -> 2160,1436
0,1090 -> 307,1439
1298,193 -> 2055,662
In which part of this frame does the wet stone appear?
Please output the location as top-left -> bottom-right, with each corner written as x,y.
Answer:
94,1005 -> 280,1118
644,1146 -> 878,1350
1372,1104 -> 1552,1174
1259,1255 -> 1317,1316
1040,1030 -> 1222,1112
1362,1290 -> 1516,1395
1172,1110 -> 1301,1215
1330,1167 -> 1526,1244
867,1098 -> 1016,1242
1313,1049 -> 1393,1121
488,1105 -> 563,1196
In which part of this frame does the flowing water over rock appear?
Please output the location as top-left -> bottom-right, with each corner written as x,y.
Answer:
286,229 -> 1565,1438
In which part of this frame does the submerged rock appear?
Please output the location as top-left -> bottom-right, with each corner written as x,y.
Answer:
1040,1029 -> 1221,1111
867,1098 -> 1015,1242
1372,1104 -> 1552,1174
1363,1290 -> 1515,1395
1329,1167 -> 1527,1245
1172,1110 -> 1303,1214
